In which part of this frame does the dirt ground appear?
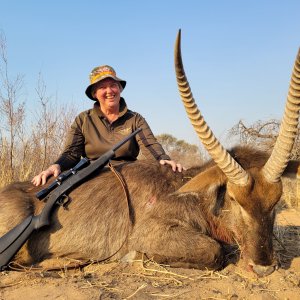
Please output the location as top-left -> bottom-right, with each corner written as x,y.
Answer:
0,208 -> 299,300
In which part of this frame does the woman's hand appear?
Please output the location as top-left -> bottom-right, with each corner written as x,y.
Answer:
31,164 -> 61,186
159,160 -> 184,172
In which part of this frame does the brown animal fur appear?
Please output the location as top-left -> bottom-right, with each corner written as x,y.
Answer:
0,146 -> 283,273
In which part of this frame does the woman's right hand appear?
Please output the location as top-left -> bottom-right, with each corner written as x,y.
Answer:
31,164 -> 61,186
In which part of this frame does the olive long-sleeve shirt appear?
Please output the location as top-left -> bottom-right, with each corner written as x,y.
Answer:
54,98 -> 170,171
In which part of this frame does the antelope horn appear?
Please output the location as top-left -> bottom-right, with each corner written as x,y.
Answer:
262,48 -> 300,183
174,29 -> 249,186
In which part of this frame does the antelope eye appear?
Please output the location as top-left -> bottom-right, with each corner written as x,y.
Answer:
227,191 -> 235,201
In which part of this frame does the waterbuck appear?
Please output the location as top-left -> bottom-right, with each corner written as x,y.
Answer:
0,31 -> 299,277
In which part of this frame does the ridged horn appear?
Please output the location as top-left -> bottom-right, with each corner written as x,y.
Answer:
174,29 -> 249,186
262,48 -> 300,183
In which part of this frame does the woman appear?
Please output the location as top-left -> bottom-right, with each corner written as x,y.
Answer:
32,65 -> 182,186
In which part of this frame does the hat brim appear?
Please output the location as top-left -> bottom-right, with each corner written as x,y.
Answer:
85,75 -> 126,100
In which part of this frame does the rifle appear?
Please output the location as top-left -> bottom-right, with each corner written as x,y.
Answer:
0,128 -> 142,270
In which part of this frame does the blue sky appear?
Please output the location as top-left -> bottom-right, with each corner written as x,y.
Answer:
0,1 -> 299,146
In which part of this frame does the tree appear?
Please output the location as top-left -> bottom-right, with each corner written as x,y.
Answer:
0,32 -> 78,187
0,31 -> 26,182
31,73 -> 77,173
229,119 -> 300,159
156,133 -> 204,168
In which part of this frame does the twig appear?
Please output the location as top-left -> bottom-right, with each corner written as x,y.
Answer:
140,258 -> 194,281
258,288 -> 281,292
148,290 -> 191,298
143,266 -> 194,280
121,272 -> 183,285
0,280 -> 23,289
124,283 -> 147,299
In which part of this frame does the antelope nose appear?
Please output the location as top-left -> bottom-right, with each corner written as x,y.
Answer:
251,262 -> 278,277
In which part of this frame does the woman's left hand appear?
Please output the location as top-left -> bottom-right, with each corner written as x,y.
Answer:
159,160 -> 184,172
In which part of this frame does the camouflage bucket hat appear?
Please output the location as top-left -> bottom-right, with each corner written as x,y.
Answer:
85,65 -> 126,100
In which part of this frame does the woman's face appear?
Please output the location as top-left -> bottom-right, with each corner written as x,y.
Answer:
93,78 -> 121,110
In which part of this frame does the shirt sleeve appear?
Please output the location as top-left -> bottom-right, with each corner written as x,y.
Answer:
135,113 -> 170,161
53,114 -> 86,171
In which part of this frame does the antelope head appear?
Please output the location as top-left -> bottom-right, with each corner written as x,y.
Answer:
175,29 -> 300,276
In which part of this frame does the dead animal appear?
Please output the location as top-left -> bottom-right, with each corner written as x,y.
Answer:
0,30 -> 299,277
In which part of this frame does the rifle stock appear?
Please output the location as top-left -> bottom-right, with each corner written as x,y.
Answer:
0,216 -> 36,269
0,128 -> 142,270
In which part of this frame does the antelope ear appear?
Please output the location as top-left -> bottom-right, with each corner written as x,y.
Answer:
177,167 -> 227,217
282,160 -> 300,179
179,165 -> 227,193
205,184 -> 227,217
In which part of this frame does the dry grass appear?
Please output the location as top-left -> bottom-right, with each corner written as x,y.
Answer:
282,177 -> 300,208
273,215 -> 300,269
